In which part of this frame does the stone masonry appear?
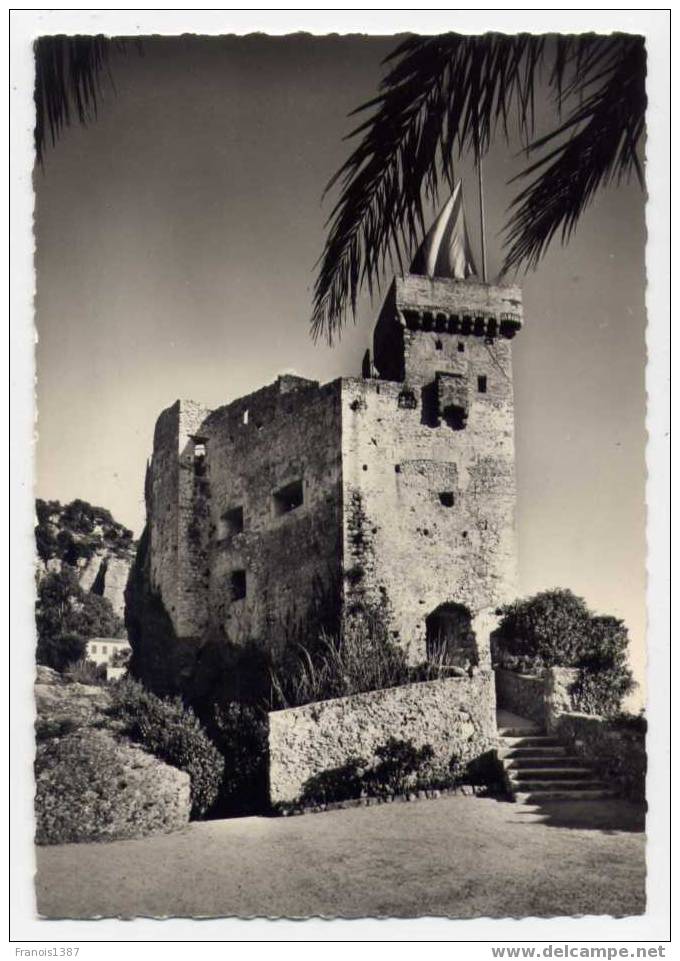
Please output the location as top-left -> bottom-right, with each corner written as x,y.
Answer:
143,275 -> 523,672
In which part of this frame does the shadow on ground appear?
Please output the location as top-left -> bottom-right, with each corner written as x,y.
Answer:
506,798 -> 645,834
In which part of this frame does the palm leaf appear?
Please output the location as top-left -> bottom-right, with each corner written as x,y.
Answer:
312,33 -> 646,344
502,36 -> 646,272
34,35 -> 129,165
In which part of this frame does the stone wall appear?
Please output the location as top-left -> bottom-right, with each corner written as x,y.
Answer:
554,712 -> 647,801
544,667 -> 580,730
342,368 -> 518,664
495,667 -> 581,727
495,669 -> 546,723
148,380 -> 343,650
268,671 -> 497,804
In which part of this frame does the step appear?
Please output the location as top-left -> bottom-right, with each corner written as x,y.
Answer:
498,746 -> 569,760
507,767 -> 594,781
497,726 -> 543,738
503,755 -> 584,769
500,736 -> 561,748
509,778 -> 607,792
514,788 -> 618,803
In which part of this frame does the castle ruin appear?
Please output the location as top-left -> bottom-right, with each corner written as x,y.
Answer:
140,271 -> 522,683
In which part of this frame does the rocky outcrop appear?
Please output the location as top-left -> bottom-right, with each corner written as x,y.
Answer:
34,669 -> 191,844
35,498 -> 137,631
35,730 -> 191,844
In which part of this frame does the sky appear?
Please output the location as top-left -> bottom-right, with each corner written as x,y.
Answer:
33,35 -> 647,695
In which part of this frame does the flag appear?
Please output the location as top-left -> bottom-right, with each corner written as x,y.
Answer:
410,181 -> 478,280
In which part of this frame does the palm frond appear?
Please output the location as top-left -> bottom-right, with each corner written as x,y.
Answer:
311,33 -> 546,343
34,35 -> 128,165
312,33 -> 646,344
502,36 -> 646,273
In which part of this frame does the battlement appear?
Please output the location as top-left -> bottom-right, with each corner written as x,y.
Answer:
374,275 -> 522,383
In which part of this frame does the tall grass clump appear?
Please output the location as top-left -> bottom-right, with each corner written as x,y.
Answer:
270,606 -> 458,709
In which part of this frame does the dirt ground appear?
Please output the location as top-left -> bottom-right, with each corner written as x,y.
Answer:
35,794 -> 645,920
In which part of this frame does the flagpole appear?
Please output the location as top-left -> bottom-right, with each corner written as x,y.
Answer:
477,152 -> 488,283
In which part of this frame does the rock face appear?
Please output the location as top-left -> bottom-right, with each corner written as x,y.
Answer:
34,671 -> 113,740
35,730 -> 190,844
34,671 -> 191,844
268,671 -> 497,805
35,498 -> 137,631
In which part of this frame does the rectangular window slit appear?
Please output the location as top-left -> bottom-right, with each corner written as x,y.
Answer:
221,506 -> 244,537
230,570 -> 246,601
273,479 -> 304,515
477,375 -> 487,393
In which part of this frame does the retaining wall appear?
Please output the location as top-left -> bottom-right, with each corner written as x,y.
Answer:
495,668 -> 546,723
554,711 -> 646,801
268,671 -> 497,804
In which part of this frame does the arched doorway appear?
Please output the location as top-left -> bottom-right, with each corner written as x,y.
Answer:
425,603 -> 478,669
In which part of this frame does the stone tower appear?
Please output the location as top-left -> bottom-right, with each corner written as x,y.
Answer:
141,273 -> 522,683
344,273 -> 523,665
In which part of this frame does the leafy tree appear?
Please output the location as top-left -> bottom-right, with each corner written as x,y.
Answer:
312,33 -> 646,341
494,589 -> 636,715
35,569 -> 125,669
493,588 -> 591,668
36,632 -> 87,673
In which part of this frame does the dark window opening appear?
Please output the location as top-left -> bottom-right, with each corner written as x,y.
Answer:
273,479 -> 304,515
477,375 -> 488,393
230,570 -> 246,601
457,342 -> 465,353
435,339 -> 443,351
193,439 -> 207,476
221,506 -> 244,537
439,491 -> 455,507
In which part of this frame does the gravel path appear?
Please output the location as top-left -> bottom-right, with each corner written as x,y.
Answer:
36,795 -> 645,920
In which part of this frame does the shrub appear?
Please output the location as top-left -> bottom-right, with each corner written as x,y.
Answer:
64,658 -> 107,686
570,667 -> 636,717
109,679 -> 224,818
36,632 -> 87,672
494,589 -> 591,668
35,729 -> 190,844
298,739 -> 468,807
494,589 -> 635,717
208,702 -> 269,815
368,738 -> 435,795
301,757 -> 369,806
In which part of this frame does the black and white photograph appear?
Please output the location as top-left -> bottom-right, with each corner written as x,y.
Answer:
9,8 -> 670,943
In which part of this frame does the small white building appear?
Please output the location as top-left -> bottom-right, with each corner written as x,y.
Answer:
86,637 -> 131,668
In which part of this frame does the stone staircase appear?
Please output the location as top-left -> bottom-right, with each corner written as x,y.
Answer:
497,723 -> 616,803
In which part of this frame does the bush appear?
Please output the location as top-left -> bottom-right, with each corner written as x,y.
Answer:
368,738 -> 435,795
298,738 -> 474,807
570,668 -> 636,717
301,757 -> 369,806
208,702 -> 269,815
494,589 -> 636,717
64,658 -> 107,686
494,589 -> 591,668
109,679 -> 224,818
36,632 -> 87,673
35,729 -> 190,844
